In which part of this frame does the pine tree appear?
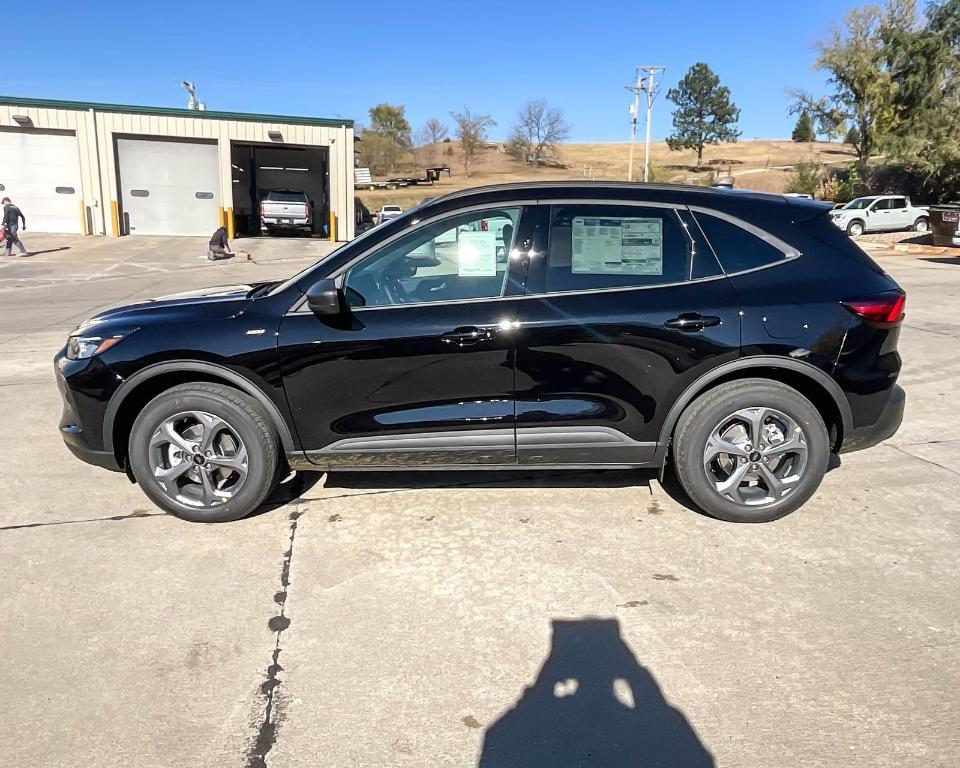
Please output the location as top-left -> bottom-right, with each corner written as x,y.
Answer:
792,111 -> 816,142
666,62 -> 741,167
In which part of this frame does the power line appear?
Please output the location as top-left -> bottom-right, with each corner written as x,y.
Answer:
625,66 -> 666,182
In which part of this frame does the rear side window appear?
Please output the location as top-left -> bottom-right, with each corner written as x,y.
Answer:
545,205 -> 692,292
693,212 -> 787,274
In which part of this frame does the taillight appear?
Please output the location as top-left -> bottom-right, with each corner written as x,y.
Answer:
842,290 -> 906,326
259,201 -> 265,217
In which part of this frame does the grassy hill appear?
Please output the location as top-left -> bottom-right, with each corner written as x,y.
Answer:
357,140 -> 857,212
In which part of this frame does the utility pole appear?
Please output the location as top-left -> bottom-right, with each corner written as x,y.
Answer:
625,66 -> 666,182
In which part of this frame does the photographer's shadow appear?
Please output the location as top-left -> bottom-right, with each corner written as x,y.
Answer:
479,618 -> 714,768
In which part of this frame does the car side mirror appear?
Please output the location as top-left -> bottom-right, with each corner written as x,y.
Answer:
305,278 -> 342,316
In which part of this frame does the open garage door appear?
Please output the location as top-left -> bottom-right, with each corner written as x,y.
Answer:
117,138 -> 220,236
231,144 -> 329,236
0,130 -> 83,233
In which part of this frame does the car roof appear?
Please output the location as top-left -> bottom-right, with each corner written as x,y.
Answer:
417,180 -> 799,222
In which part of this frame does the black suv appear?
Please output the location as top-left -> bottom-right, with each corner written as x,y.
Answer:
55,183 -> 905,523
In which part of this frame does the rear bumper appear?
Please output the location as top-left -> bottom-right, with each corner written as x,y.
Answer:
840,385 -> 905,454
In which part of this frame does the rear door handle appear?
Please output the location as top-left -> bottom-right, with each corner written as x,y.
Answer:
441,326 -> 494,347
664,313 -> 722,332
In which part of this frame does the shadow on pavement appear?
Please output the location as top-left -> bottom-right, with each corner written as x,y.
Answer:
321,468 -> 657,491
22,247 -> 72,258
478,618 -> 715,767
920,256 -> 960,265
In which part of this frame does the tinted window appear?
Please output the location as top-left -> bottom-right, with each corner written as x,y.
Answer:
890,197 -> 907,209
545,205 -> 691,292
195,192 -> 214,200
694,212 -> 787,274
129,189 -> 149,197
55,186 -> 75,195
267,191 -> 308,203
344,208 -> 520,308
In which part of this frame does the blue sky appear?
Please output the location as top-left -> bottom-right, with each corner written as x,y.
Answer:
15,0 -> 866,142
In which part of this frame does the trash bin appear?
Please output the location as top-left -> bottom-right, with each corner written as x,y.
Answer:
929,202 -> 960,247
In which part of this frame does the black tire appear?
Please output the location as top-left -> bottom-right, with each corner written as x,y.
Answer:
846,219 -> 865,237
913,216 -> 929,232
128,383 -> 281,523
672,379 -> 829,523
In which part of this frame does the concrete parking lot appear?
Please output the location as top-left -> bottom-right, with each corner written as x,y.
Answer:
1,234 -> 958,767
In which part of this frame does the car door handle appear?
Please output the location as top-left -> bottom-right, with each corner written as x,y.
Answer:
664,313 -> 722,332
441,326 -> 494,346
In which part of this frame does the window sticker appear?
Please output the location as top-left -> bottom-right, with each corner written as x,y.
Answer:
457,230 -> 497,276
571,217 -> 663,275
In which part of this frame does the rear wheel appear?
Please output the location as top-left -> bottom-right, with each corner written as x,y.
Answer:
847,219 -> 865,237
672,380 -> 829,523
913,216 -> 929,232
128,383 -> 280,522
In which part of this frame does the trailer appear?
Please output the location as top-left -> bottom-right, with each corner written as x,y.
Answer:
354,165 -> 451,191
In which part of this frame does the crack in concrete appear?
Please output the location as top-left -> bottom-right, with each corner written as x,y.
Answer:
0,509 -> 164,531
887,444 -> 960,476
245,506 -> 301,768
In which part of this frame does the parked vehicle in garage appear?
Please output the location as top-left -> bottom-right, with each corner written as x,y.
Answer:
56,182 -> 905,524
376,204 -> 403,224
260,190 -> 313,235
830,195 -> 929,236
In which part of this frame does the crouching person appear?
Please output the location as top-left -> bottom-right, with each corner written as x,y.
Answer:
208,226 -> 234,261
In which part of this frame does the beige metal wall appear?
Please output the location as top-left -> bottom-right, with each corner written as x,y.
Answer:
0,103 -> 354,239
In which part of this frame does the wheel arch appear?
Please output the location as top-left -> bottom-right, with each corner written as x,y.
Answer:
103,361 -> 296,467
656,356 -> 853,465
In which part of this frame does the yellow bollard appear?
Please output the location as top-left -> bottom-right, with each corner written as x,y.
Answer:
329,211 -> 337,242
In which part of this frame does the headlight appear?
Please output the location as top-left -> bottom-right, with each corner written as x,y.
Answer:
66,328 -> 137,360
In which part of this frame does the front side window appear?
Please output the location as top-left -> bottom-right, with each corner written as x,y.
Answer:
545,205 -> 691,292
343,208 -> 520,308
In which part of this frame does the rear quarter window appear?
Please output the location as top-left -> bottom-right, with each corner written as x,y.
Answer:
693,212 -> 788,274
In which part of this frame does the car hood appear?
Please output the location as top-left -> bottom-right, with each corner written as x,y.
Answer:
79,283 -> 265,328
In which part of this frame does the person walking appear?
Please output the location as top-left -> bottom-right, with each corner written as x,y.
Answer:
2,197 -> 28,257
207,225 -> 234,261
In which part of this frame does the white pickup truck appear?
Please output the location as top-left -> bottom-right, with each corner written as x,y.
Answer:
830,195 -> 930,237
260,190 -> 313,235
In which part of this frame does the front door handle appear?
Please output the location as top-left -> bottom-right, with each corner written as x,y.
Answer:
664,313 -> 722,332
441,326 -> 494,347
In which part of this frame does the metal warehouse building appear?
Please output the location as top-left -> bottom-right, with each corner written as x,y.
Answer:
0,96 -> 355,240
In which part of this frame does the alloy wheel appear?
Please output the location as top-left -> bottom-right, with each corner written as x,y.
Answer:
702,407 -> 808,507
148,411 -> 248,508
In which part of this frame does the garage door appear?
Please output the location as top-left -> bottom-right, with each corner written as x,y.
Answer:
0,131 -> 83,233
117,139 -> 220,236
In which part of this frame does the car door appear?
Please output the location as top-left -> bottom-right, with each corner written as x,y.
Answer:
512,202 -> 741,465
887,197 -> 910,229
868,198 -> 892,230
278,205 -> 531,468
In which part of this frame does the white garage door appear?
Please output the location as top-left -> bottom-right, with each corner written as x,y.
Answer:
117,139 -> 220,236
0,131 -> 83,233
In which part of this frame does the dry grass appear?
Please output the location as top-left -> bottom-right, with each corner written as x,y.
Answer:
357,140 -> 856,211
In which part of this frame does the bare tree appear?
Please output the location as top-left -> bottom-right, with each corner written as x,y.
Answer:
450,107 -> 496,177
417,117 -> 448,146
507,99 -> 571,165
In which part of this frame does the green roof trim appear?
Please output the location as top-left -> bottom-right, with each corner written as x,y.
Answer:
0,95 -> 353,128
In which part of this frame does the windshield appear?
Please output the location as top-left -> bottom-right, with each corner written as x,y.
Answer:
843,197 -> 877,210
267,206 -> 423,296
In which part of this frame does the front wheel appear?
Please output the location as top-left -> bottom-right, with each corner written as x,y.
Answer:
672,380 -> 830,523
128,383 -> 281,522
913,217 -> 929,233
847,220 -> 865,237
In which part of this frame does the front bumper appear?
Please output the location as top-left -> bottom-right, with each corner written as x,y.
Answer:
55,352 -> 124,472
840,385 -> 905,454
